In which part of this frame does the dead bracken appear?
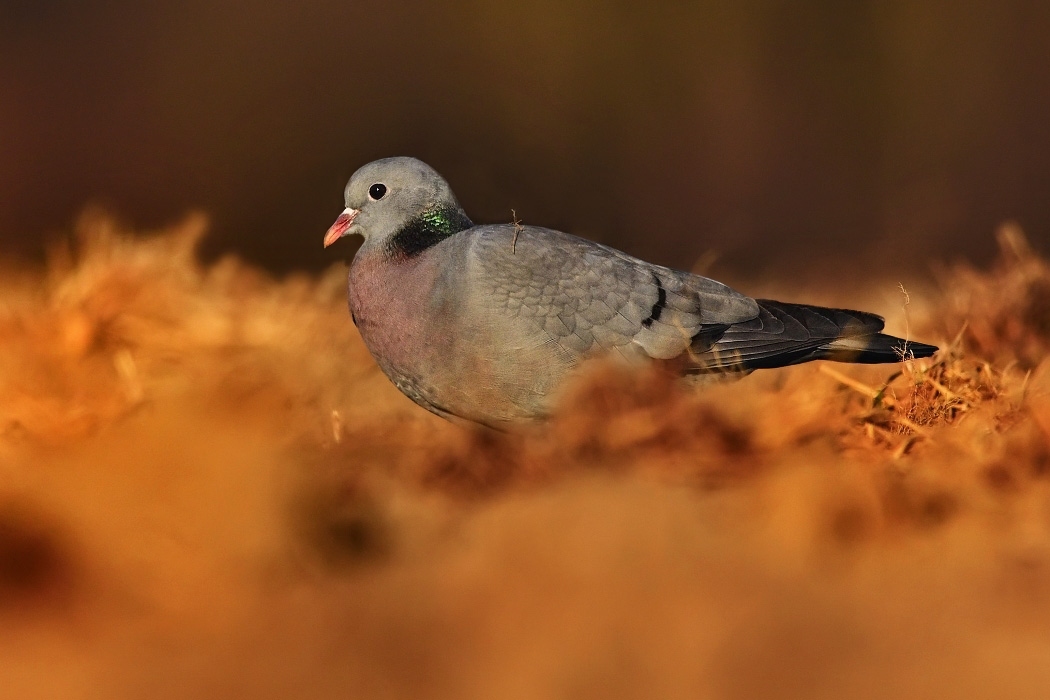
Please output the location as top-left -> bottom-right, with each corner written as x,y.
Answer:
2,215 -> 1050,698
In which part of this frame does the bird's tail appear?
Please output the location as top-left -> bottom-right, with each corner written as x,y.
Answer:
814,332 -> 938,364
690,299 -> 937,372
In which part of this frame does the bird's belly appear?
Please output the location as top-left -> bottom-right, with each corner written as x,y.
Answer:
357,313 -> 559,423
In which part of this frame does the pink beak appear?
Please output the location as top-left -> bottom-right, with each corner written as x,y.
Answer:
323,207 -> 360,248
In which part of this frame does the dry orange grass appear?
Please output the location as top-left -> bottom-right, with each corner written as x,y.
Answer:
2,214 -> 1050,699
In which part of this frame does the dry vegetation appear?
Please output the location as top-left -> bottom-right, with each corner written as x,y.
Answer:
2,214 -> 1050,699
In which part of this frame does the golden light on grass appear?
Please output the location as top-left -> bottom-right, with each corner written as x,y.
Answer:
2,214 -> 1050,698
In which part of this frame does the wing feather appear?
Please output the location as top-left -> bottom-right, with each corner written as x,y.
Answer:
467,224 -> 759,364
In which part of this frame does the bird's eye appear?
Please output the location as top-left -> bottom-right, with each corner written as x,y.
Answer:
368,183 -> 387,201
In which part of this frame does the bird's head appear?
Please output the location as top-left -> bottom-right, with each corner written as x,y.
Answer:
323,157 -> 472,257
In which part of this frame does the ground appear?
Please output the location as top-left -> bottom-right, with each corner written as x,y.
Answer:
1,214 -> 1049,699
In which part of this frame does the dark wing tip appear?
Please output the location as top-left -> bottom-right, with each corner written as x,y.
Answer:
901,340 -> 938,359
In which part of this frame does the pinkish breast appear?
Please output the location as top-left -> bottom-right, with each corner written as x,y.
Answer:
347,249 -> 454,411
346,244 -> 553,424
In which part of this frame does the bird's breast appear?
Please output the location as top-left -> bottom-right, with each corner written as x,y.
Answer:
346,242 -> 565,424
348,253 -> 438,370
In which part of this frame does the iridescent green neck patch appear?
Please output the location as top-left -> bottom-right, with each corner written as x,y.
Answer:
387,206 -> 473,258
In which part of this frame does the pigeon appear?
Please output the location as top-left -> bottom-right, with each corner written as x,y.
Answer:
324,157 -> 937,427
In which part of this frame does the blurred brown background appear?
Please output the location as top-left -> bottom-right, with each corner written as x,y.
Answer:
2,0 -> 1049,276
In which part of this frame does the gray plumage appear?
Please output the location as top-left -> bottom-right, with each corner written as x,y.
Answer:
324,157 -> 937,427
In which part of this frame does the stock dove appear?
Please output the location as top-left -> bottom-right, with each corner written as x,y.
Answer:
324,157 -> 937,427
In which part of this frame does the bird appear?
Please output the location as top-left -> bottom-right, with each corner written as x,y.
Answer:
323,157 -> 937,428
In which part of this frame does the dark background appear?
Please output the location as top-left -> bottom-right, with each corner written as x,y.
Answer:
3,0 -> 1049,277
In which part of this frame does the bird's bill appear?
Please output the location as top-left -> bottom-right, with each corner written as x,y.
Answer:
323,207 -> 360,248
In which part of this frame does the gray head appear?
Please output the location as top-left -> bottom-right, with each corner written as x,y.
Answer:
323,157 -> 472,257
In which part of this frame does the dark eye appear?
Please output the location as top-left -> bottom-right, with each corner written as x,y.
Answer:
368,183 -> 387,200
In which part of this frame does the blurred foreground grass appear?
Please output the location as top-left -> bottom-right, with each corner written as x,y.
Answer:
2,214 -> 1050,699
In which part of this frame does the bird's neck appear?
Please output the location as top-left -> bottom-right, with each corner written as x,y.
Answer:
386,205 -> 472,259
